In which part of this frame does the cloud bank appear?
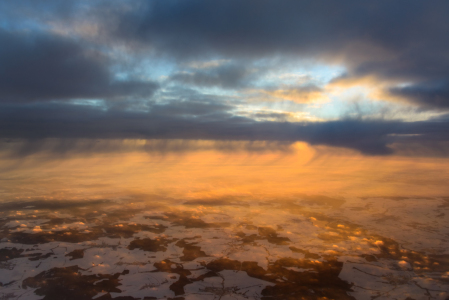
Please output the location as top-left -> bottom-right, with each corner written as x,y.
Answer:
1,0 -> 449,156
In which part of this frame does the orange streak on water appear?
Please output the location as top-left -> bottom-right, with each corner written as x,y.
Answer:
1,141 -> 449,202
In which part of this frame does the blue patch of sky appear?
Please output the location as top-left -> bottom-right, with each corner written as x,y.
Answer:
253,59 -> 345,88
0,16 -> 48,32
111,57 -> 177,82
66,99 -> 107,109
306,86 -> 402,121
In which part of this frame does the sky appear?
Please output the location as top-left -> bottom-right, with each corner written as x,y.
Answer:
1,0 -> 449,158
0,1 -> 448,203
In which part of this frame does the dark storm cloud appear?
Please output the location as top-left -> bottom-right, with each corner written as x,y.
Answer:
149,100 -> 232,118
110,0 -> 449,108
0,29 -> 158,102
114,0 -> 351,58
1,102 -> 449,156
389,81 -> 449,109
112,0 -> 447,58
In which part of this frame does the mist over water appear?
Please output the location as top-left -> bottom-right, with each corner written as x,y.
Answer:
1,144 -> 449,299
2,140 -> 449,200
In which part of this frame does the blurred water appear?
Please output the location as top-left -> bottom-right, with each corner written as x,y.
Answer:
1,147 -> 449,299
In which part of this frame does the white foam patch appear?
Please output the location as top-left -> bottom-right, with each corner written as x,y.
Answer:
184,270 -> 274,299
111,272 -> 177,299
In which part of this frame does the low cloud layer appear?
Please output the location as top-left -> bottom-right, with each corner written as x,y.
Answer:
1,102 -> 449,156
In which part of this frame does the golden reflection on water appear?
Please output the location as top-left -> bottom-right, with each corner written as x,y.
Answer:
1,141 -> 449,299
1,141 -> 449,201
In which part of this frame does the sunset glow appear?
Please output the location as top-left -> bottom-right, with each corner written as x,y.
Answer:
1,1 -> 449,299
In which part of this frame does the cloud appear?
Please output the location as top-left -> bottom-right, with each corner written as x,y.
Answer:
109,0 -> 446,60
170,63 -> 254,89
261,84 -> 328,104
389,81 -> 449,109
0,29 -> 158,103
1,0 -> 449,157
107,0 -> 449,108
1,102 -> 449,156
0,138 -> 296,158
4,1 -> 449,108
